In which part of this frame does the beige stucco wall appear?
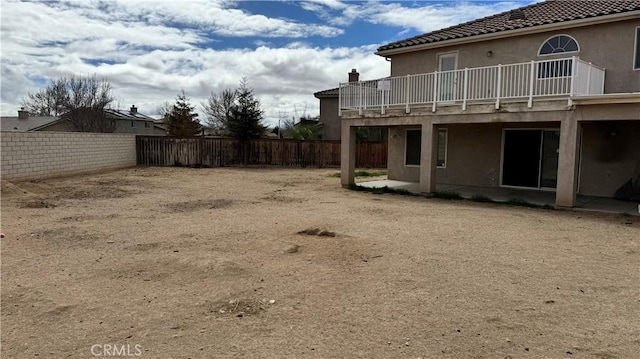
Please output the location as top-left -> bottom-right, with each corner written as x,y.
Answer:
319,97 -> 340,141
387,119 -> 640,198
1,131 -> 137,181
390,19 -> 640,94
580,121 -> 640,197
115,119 -> 154,134
38,121 -> 73,132
388,122 -> 558,185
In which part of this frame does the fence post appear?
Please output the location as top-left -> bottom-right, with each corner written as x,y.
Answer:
359,82 -> 363,116
528,60 -> 535,108
495,64 -> 502,110
405,74 -> 410,113
568,56 -> 577,107
586,62 -> 592,94
432,71 -> 438,112
338,83 -> 342,116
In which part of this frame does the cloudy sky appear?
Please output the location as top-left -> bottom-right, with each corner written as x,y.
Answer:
1,0 -> 532,125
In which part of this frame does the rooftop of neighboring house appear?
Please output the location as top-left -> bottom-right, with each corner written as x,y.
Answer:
104,106 -> 155,121
377,0 -> 640,54
0,112 -> 59,132
314,68 -> 360,98
0,105 -> 155,132
313,88 -> 339,98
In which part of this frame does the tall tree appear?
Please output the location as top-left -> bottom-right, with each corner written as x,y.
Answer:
202,88 -> 237,131
225,78 -> 266,141
21,75 -> 117,132
166,91 -> 201,137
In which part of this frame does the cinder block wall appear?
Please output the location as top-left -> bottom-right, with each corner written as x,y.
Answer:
1,132 -> 137,181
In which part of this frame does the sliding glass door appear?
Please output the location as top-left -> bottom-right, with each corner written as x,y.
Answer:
502,129 -> 559,189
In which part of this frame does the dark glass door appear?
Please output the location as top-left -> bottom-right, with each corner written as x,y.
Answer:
540,130 -> 560,188
502,130 -> 542,187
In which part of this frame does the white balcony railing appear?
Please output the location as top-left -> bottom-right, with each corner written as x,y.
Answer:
339,56 -> 605,115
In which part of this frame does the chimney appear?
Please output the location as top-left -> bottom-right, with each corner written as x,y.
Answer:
348,68 -> 359,83
130,105 -> 137,114
18,107 -> 29,120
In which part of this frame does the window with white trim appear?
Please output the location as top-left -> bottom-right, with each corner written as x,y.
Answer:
538,35 -> 579,55
437,129 -> 447,168
634,27 -> 640,70
404,129 -> 448,167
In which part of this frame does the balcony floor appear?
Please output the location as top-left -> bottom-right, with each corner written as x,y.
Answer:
357,180 -> 640,215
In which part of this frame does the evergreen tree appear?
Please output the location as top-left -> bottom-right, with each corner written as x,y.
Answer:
225,78 -> 266,141
167,91 -> 201,137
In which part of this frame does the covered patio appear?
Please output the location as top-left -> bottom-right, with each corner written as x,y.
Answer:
358,179 -> 640,215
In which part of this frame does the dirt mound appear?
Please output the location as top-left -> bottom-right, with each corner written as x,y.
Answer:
1,181 -> 34,197
210,297 -> 275,317
165,199 -> 235,212
19,200 -> 58,209
55,186 -> 139,200
298,228 -> 337,237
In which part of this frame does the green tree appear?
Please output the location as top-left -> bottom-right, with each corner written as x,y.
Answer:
167,91 -> 201,137
224,78 -> 266,141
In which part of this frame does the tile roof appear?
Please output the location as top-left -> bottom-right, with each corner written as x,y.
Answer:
377,0 -> 640,53
314,87 -> 339,98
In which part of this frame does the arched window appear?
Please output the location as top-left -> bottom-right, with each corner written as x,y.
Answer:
538,35 -> 579,55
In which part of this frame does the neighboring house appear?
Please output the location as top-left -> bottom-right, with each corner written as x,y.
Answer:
339,0 -> 640,208
315,69 -> 388,142
0,106 -> 165,135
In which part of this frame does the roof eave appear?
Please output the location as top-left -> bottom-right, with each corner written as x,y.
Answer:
376,11 -> 640,57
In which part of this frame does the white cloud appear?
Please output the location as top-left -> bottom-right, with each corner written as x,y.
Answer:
300,1 -> 526,33
1,0 -> 532,126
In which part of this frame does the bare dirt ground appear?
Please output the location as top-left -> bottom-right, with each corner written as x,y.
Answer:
1,167 -> 638,358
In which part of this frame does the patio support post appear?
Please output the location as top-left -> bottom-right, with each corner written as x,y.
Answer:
556,116 -> 580,207
340,121 -> 357,187
419,120 -> 438,194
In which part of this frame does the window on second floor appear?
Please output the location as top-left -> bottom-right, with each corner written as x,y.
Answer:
634,27 -> 640,70
131,121 -> 135,128
538,35 -> 579,56
144,122 -> 150,128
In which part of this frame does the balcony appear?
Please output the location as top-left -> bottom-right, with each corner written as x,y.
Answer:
339,56 -> 605,116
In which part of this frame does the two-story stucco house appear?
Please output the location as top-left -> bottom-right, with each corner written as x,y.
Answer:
339,0 -> 640,208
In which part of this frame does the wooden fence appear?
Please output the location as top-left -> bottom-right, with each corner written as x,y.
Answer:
136,136 -> 387,168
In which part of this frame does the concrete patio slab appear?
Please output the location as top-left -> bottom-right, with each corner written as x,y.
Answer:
357,179 -> 640,215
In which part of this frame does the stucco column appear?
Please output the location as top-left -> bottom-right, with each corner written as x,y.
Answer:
556,116 -> 580,207
341,122 -> 357,187
419,121 -> 438,194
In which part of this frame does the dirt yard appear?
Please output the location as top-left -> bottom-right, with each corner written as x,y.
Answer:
1,167 -> 638,358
